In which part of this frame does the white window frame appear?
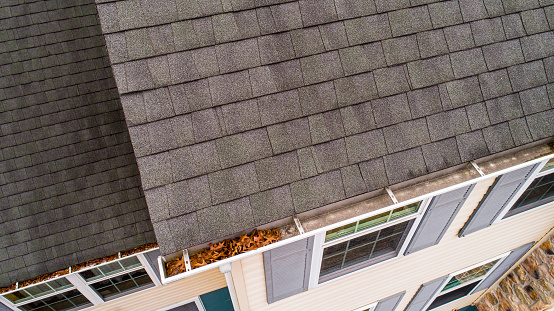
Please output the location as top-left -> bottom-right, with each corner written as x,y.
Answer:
309,197 -> 432,287
493,157 -> 554,223
352,301 -> 377,311
423,252 -> 510,311
155,296 -> 206,311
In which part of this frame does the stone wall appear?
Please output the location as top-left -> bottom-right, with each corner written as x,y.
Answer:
475,233 -> 554,311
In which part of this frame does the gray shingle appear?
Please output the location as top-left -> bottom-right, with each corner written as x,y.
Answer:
120,93 -> 146,126
427,108 -> 471,142
128,125 -> 151,157
372,93 -> 411,127
208,163 -> 260,204
344,14 -> 391,45
444,24 -> 475,52
297,147 -> 318,178
143,88 -> 174,122
216,128 -> 273,169
456,130 -> 490,162
147,118 -> 178,154
258,33 -> 294,65
290,170 -> 345,213
167,51 -> 200,84
175,79 -> 213,112
450,48 -> 487,79
482,122 -> 516,153
249,185 -> 295,225
145,187 -> 169,222
486,94 -> 524,124
519,86 -> 551,114
166,175 -> 212,216
225,198 -> 256,235
417,29 -> 448,59
191,108 -> 222,143
137,152 -> 172,190
148,24 -> 175,55
470,17 -> 506,46
117,0 -> 146,30
334,73 -> 378,107
466,102 -> 491,130
407,55 -> 454,89
526,109 -> 554,139
299,0 -> 338,27
507,60 -> 548,92
300,51 -> 344,85
97,3 -> 120,33
502,15 -> 527,41
221,99 -> 261,134
340,101 -> 376,136
216,39 -> 261,74
104,33 -> 128,64
407,86 -> 443,118
520,32 -> 554,62
428,0 -> 463,28
389,6 -> 432,37
459,0 -> 488,21
338,43 -> 386,75
478,69 -> 513,100
170,141 -> 221,181
345,129 -> 387,163
311,139 -> 349,173
255,151 -> 300,190
546,57 -> 554,83
191,47 -> 219,78
249,60 -> 304,97
258,90 -> 302,125
483,0 -> 505,17
298,81 -> 338,115
261,2 -> 303,33
125,28 -> 154,60
267,118 -> 311,154
384,147 -> 428,184
421,138 -> 461,172
290,27 -> 325,58
521,8 -> 550,34
335,0 -> 377,19
375,0 -> 409,12
508,117 -> 533,145
382,35 -> 420,66
546,6 -> 554,29
358,157 -> 388,191
374,65 -> 411,97
196,204 -> 233,242
548,84 -> 554,107
309,110 -> 346,144
340,164 -> 367,197
141,0 -> 178,25
209,70 -> 253,105
384,118 -> 431,152
482,39 -> 525,71
212,11 -> 260,43
445,76 -> 484,108
319,22 -> 349,51
124,60 -> 154,92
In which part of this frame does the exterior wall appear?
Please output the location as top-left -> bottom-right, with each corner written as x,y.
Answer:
475,232 -> 554,311
87,268 -> 226,311
233,177 -> 554,311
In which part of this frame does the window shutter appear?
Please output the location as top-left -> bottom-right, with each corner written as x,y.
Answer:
374,291 -> 405,311
405,184 -> 475,255
404,276 -> 449,311
473,242 -> 534,292
459,164 -> 539,237
0,300 -> 10,311
263,237 -> 314,304
144,249 -> 161,280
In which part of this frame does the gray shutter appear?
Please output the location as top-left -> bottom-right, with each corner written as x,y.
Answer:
405,184 -> 475,255
374,291 -> 405,311
263,237 -> 314,304
144,249 -> 161,281
473,242 -> 534,292
0,300 -> 10,311
404,276 -> 449,311
459,164 -> 539,237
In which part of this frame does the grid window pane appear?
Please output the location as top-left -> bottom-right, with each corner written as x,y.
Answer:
540,159 -> 554,172
19,289 -> 91,311
3,278 -> 73,304
79,256 -> 142,282
89,269 -> 153,299
507,172 -> 554,217
442,259 -> 499,292
325,202 -> 421,242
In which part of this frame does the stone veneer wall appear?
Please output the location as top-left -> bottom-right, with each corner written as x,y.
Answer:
475,232 -> 554,311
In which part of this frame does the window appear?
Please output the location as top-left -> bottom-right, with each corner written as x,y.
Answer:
3,278 -> 73,305
318,202 -> 422,283
78,256 -> 142,282
353,302 -> 377,311
17,289 -> 92,311
504,165 -> 554,218
426,257 -> 504,310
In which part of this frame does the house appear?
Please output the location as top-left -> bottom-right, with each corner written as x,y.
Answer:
1,0 -> 554,310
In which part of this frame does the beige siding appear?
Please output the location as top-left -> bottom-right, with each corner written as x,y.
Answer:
235,178 -> 554,311
88,268 -> 226,311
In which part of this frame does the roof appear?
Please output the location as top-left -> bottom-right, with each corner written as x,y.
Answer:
94,0 -> 554,255
0,0 -> 156,287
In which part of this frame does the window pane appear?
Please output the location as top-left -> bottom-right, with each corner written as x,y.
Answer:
320,254 -> 344,275
19,290 -> 91,311
442,259 -> 499,292
4,278 -> 73,304
343,244 -> 373,268
120,256 -> 142,270
90,269 -> 153,299
506,172 -> 554,217
428,281 -> 479,310
79,256 -> 143,282
540,158 -> 554,172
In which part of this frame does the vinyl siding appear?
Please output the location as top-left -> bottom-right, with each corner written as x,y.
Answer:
234,177 -> 554,311
87,268 -> 226,311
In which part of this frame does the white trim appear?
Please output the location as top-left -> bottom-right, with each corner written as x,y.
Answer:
219,263 -> 241,311
0,295 -> 20,311
65,274 -> 104,305
423,252 -> 510,311
353,301 -> 377,311
82,265 -> 145,284
308,231 -> 325,289
160,153 -> 554,284
385,187 -> 398,204
137,253 -> 162,286
155,296 -> 206,311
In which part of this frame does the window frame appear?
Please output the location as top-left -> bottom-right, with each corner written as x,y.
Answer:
1,281 -> 94,311
83,266 -> 155,301
309,198 -> 431,286
493,158 -> 554,223
155,296 -> 206,311
352,302 -> 377,311
423,252 -> 509,311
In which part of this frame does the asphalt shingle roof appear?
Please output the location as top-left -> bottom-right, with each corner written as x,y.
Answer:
92,0 -> 554,255
0,0 -> 156,287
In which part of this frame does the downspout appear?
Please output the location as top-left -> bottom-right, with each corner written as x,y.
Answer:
219,263 -> 241,311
